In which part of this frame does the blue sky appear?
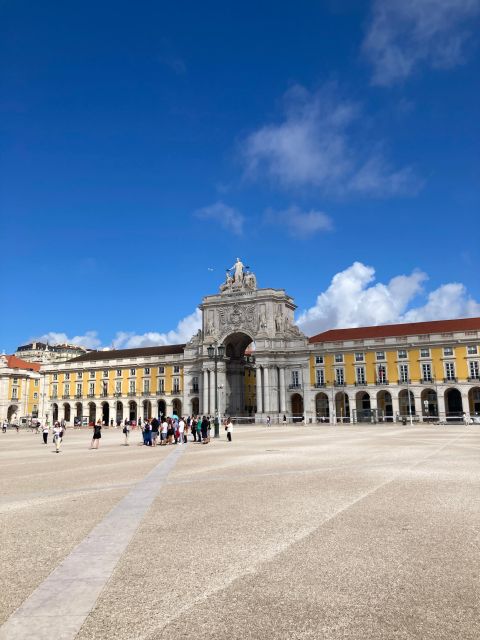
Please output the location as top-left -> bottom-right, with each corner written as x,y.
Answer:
1,0 -> 479,352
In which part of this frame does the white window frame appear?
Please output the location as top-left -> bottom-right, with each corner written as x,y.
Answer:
376,351 -> 385,361
421,363 -> 432,382
398,350 -> 408,360
467,345 -> 478,355
443,347 -> 454,357
420,348 -> 430,358
445,362 -> 456,381
334,354 -> 344,363
315,356 -> 324,365
335,368 -> 344,385
356,366 -> 366,384
355,353 -> 364,363
399,364 -> 409,383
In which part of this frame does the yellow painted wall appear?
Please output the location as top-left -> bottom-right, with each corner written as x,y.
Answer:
309,355 -> 315,385
165,366 -> 172,393
409,349 -> 420,382
344,353 -> 355,385
365,352 -> 376,384
386,350 -> 397,383
324,354 -> 334,384
456,346 -> 468,380
431,348 -> 443,380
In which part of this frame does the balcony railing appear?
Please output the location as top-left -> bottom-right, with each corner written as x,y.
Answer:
156,390 -> 165,395
114,392 -> 122,397
87,393 -> 95,398
75,394 -> 82,399
141,390 -> 151,396
11,395 -> 19,401
51,394 -> 58,399
421,378 -> 434,384
468,376 -> 480,382
172,388 -> 181,395
334,381 -> 346,387
444,377 -> 457,383
62,394 -> 70,399
190,387 -> 200,394
288,383 -> 301,389
127,391 -> 136,397
354,381 -> 367,387
314,382 -> 326,388
376,379 -> 389,385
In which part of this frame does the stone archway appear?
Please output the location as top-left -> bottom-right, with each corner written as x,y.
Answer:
399,390 -> 415,417
468,387 -> 480,416
291,393 -> 304,422
335,392 -> 350,423
116,401 -> 123,424
75,402 -> 82,426
143,400 -> 152,420
223,331 -> 255,417
355,391 -> 371,423
129,401 -> 137,422
172,399 -> 182,418
421,389 -> 438,419
63,403 -> 71,423
101,402 -> 109,425
158,400 -> 166,420
7,405 -> 18,422
191,397 -> 199,416
315,392 -> 329,421
52,403 -> 59,423
445,388 -> 463,420
88,402 -> 96,425
377,390 -> 393,421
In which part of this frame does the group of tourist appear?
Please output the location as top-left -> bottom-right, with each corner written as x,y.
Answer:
134,415 -> 233,447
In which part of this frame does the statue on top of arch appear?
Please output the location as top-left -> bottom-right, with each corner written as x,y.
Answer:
220,257 -> 257,294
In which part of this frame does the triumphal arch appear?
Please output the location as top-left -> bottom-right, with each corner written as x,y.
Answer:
183,258 -> 310,418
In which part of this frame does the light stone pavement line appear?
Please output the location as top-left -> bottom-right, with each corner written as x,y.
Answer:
0,482 -> 136,509
0,446 -> 185,640
138,431 -> 468,640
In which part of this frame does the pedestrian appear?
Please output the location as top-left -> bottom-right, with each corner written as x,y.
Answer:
226,418 -> 233,442
191,416 -> 197,442
266,415 -> 271,427
167,419 -> 175,445
178,417 -> 185,444
91,420 -> 102,449
143,420 -> 152,446
201,416 -> 209,444
123,421 -> 130,445
151,416 -> 160,446
160,418 -> 168,445
282,414 -> 287,426
196,418 -> 202,443
42,423 -> 49,444
2,420 -> 8,433
52,423 -> 62,453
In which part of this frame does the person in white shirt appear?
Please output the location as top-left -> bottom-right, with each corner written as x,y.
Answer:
52,424 -> 62,453
160,420 -> 168,446
226,418 -> 233,442
178,418 -> 185,445
42,423 -> 49,445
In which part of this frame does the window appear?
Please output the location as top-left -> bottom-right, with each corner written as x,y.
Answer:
291,370 -> 300,387
422,363 -> 432,382
469,361 -> 479,379
315,369 -> 325,386
115,381 -> 122,393
467,345 -> 478,355
172,377 -> 180,392
12,387 -> 18,398
89,371 -> 95,379
89,382 -> 95,395
116,369 -> 122,377
443,347 -> 454,357
144,367 -> 150,375
420,348 -> 430,358
376,351 -> 385,361
52,384 -> 58,396
399,364 -> 409,383
53,373 -> 58,381
158,366 -> 165,374
103,370 -> 109,378
65,372 -> 70,380
445,362 -> 456,381
76,384 -> 82,396
334,354 -> 343,363
356,366 -> 366,384
64,384 -> 70,395
33,392 -> 38,399
34,379 -> 39,387
315,356 -> 324,365
77,372 -> 83,379
377,365 -> 387,383
130,368 -> 136,376
335,368 -> 344,385
102,381 -> 108,396
192,376 -> 199,392
143,380 -> 150,393
398,350 -> 407,359
355,353 -> 364,362
158,378 -> 165,393
129,380 -> 136,393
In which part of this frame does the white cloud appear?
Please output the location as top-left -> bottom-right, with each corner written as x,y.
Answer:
32,331 -> 102,349
265,205 -> 333,238
296,261 -> 480,335
242,84 -> 419,196
194,201 -> 244,235
363,0 -> 480,86
113,308 -> 202,349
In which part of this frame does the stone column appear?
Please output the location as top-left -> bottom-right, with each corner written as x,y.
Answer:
110,401 -> 117,426
202,370 -> 209,415
391,393 -> 400,423
263,366 -> 270,413
256,367 -> 263,414
437,390 -> 446,423
217,363 -> 227,419
369,394 -> 378,423
279,367 -> 286,414
209,369 -> 215,417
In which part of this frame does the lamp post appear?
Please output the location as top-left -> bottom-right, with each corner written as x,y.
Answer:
207,343 -> 225,438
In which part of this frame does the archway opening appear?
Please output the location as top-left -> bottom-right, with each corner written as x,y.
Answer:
75,402 -> 82,426
52,403 -> 59,423
158,400 -> 166,420
335,392 -> 350,423
445,388 -> 463,420
129,401 -> 137,422
191,397 -> 199,416
399,390 -> 415,417
421,389 -> 438,420
63,403 -> 71,423
377,390 -> 393,422
116,401 -> 123,425
172,398 -> 182,418
102,402 -> 109,425
7,405 -> 18,422
355,391 -> 371,423
143,400 -> 152,420
468,387 -> 480,416
291,393 -> 304,422
223,332 -> 256,417
88,402 -> 96,425
315,392 -> 329,422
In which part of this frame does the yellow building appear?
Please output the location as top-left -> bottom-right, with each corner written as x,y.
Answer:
0,355 -> 43,423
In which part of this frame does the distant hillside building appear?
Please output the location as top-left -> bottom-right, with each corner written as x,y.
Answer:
15,342 -> 89,364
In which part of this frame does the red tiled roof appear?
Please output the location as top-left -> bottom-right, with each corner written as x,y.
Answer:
4,355 -> 40,371
308,317 -> 480,344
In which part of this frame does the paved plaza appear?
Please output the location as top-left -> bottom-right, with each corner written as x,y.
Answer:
0,424 -> 479,639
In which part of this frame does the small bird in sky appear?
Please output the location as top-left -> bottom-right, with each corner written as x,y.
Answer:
207,267 -> 214,272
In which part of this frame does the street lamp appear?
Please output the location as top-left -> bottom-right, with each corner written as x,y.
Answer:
207,342 -> 225,438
